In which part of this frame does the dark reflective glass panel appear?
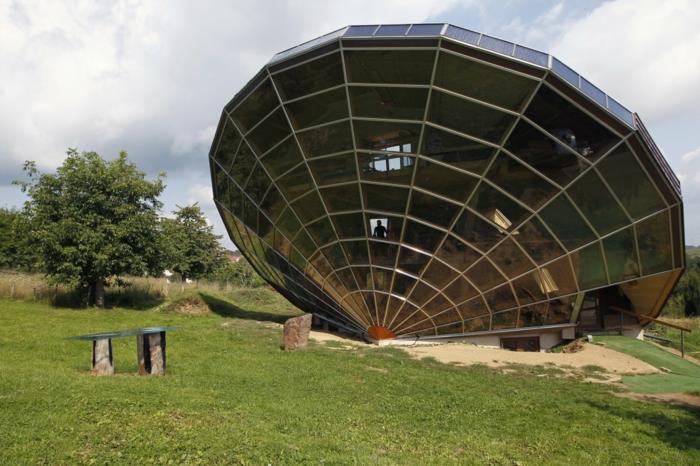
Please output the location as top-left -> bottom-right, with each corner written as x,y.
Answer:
422,260 -> 458,289
409,191 -> 460,228
452,210 -> 504,253
362,184 -> 409,214
285,87 -> 348,130
540,256 -> 578,297
344,50 -> 435,84
306,217 -> 337,247
404,220 -> 445,253
260,136 -> 304,179
525,85 -> 621,161
443,276 -> 478,304
369,240 -> 398,268
465,257 -> 506,292
322,243 -> 348,270
428,91 -> 516,144
512,272 -> 547,305
603,227 -> 640,282
485,152 -> 559,211
244,163 -> 271,205
354,120 -> 420,153
468,182 -> 530,232
308,153 -> 357,186
332,213 -> 367,238
214,120 -> 241,171
246,108 -> 291,156
485,284 -> 517,312
358,153 -> 414,185
276,164 -> 315,200
230,79 -> 279,133
505,120 -> 589,186
260,186 -> 285,221
434,51 -> 537,110
421,126 -> 494,174
567,170 -> 629,236
492,309 -> 518,329
229,141 -> 257,186
342,241 -> 370,265
292,229 -> 317,258
488,238 -> 533,279
597,144 -> 666,220
391,271 -> 417,297
572,242 -> 608,290
397,246 -> 431,275
636,210 -> 673,275
349,86 -> 428,120
297,121 -> 354,158
291,191 -> 326,223
436,234 -> 481,271
320,184 -> 362,212
539,194 -> 596,251
514,217 -> 564,265
273,52 -> 345,101
414,159 -> 478,202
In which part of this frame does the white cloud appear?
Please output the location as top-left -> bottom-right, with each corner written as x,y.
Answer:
187,184 -> 214,208
549,0 -> 700,123
681,146 -> 700,163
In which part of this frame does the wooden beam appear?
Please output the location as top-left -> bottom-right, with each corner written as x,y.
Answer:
610,306 -> 692,332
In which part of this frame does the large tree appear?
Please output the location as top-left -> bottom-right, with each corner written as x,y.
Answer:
0,208 -> 38,270
160,203 -> 226,282
17,149 -> 165,307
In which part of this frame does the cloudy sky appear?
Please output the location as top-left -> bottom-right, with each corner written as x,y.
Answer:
1,0 -> 699,248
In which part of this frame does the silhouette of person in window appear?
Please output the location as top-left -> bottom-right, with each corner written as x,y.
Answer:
373,220 -> 387,239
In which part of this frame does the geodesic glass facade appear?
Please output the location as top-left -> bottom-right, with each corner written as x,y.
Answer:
209,24 -> 684,340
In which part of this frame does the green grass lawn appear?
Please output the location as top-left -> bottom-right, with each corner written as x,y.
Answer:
2,295 -> 700,465
594,336 -> 700,394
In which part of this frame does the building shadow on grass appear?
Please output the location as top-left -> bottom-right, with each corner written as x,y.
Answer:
199,292 -> 292,324
51,288 -> 165,310
585,400 -> 700,452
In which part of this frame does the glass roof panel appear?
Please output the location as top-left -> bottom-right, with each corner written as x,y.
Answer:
414,159 -> 478,202
374,24 -> 410,36
260,186 -> 285,221
603,227 -> 640,282
539,194 -> 597,251
306,217 -> 337,247
332,213 -> 366,239
349,86 -> 428,121
420,125 -> 495,175
465,257 -> 506,292
525,85 -> 621,161
273,52 -> 344,101
513,216 -> 564,265
344,49 -> 436,84
246,108 -> 291,155
488,237 -> 534,279
436,234 -> 481,271
275,163 -> 314,200
229,141 -> 257,186
467,182 -> 531,232
597,143 -> 666,220
505,119 -> 589,187
285,87 -> 348,130
362,183 -> 409,214
567,170 -> 629,236
403,220 -> 445,253
407,24 -> 444,36
291,190 -> 326,223
320,184 -> 362,212
485,151 -> 559,211
260,136 -> 303,179
297,120 -> 354,158
636,210 -> 673,275
367,213 -> 403,242
342,241 -> 370,265
344,25 -> 379,37
397,246 -> 431,275
428,90 -> 517,144
308,152 -> 357,186
434,51 -> 537,111
230,79 -> 279,133
244,163 -> 271,205
572,242 -> 608,290
409,191 -> 460,228
452,209 -> 504,253
213,120 -> 241,171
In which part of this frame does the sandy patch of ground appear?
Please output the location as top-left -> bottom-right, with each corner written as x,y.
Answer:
309,330 -> 369,347
400,342 -> 658,375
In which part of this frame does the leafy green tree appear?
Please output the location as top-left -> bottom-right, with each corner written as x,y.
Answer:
160,203 -> 226,281
16,149 -> 164,307
0,208 -> 39,270
211,255 -> 265,288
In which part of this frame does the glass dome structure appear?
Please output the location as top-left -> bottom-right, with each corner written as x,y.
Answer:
209,24 -> 684,342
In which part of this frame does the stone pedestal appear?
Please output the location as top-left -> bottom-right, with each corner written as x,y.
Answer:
137,331 -> 167,375
91,339 -> 114,375
283,313 -> 312,351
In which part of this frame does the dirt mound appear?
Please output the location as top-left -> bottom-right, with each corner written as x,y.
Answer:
161,293 -> 210,315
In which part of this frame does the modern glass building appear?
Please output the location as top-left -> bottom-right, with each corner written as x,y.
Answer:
209,24 -> 684,349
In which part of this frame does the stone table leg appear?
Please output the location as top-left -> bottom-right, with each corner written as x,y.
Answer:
137,332 -> 166,375
91,338 -> 114,375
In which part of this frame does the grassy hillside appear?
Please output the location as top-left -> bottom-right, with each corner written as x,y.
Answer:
1,294 -> 700,464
